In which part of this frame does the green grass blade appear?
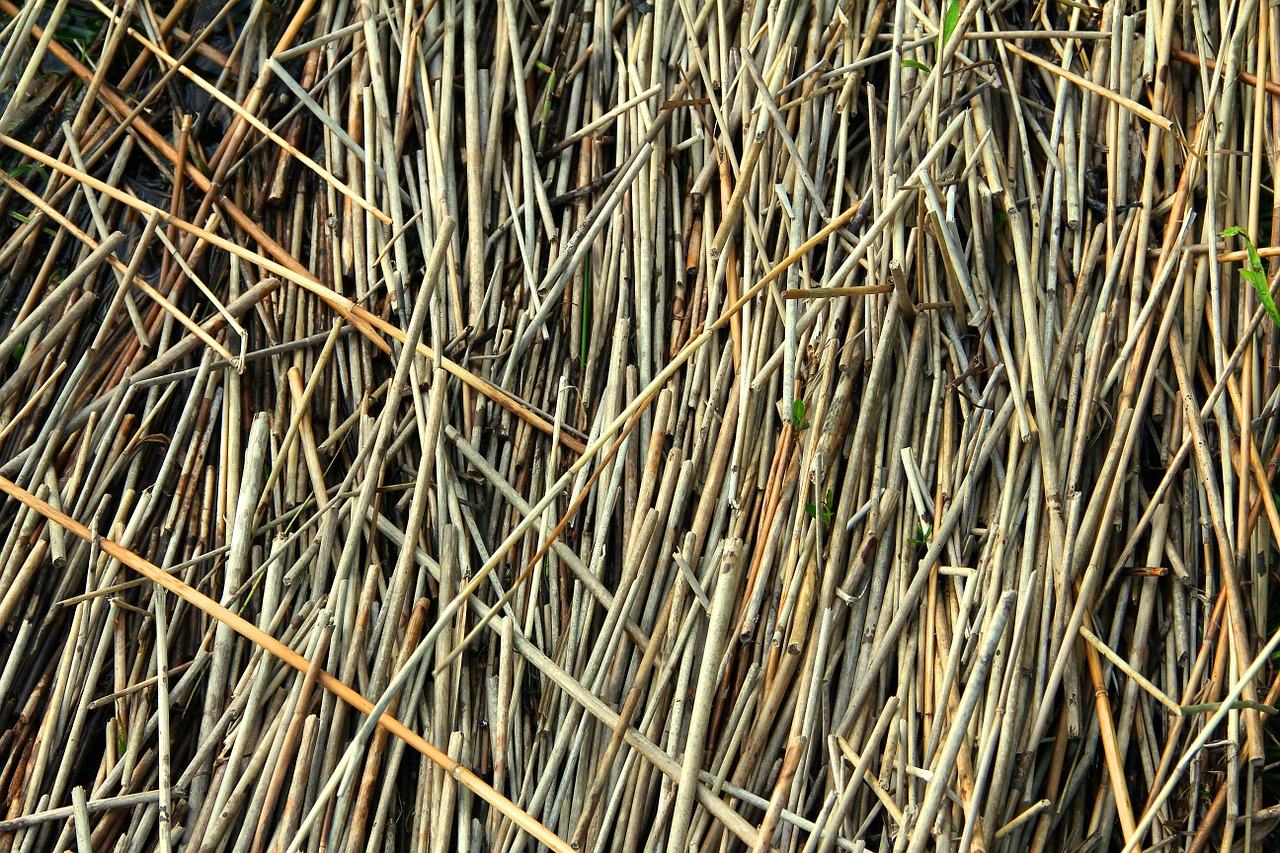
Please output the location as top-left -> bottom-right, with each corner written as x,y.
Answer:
942,0 -> 960,47
1222,226 -> 1280,326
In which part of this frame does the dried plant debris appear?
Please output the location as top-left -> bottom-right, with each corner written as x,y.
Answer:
0,0 -> 1278,851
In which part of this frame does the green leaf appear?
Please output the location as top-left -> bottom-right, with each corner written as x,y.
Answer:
908,522 -> 933,547
1221,226 -> 1280,327
791,399 -> 810,431
8,163 -> 47,180
942,0 -> 960,47
805,490 -> 836,525
902,59 -> 931,74
821,489 -> 835,525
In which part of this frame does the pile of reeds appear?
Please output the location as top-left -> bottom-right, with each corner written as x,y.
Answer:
0,0 -> 1279,851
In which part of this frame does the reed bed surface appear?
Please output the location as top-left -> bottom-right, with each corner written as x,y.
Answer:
0,0 -> 1278,851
